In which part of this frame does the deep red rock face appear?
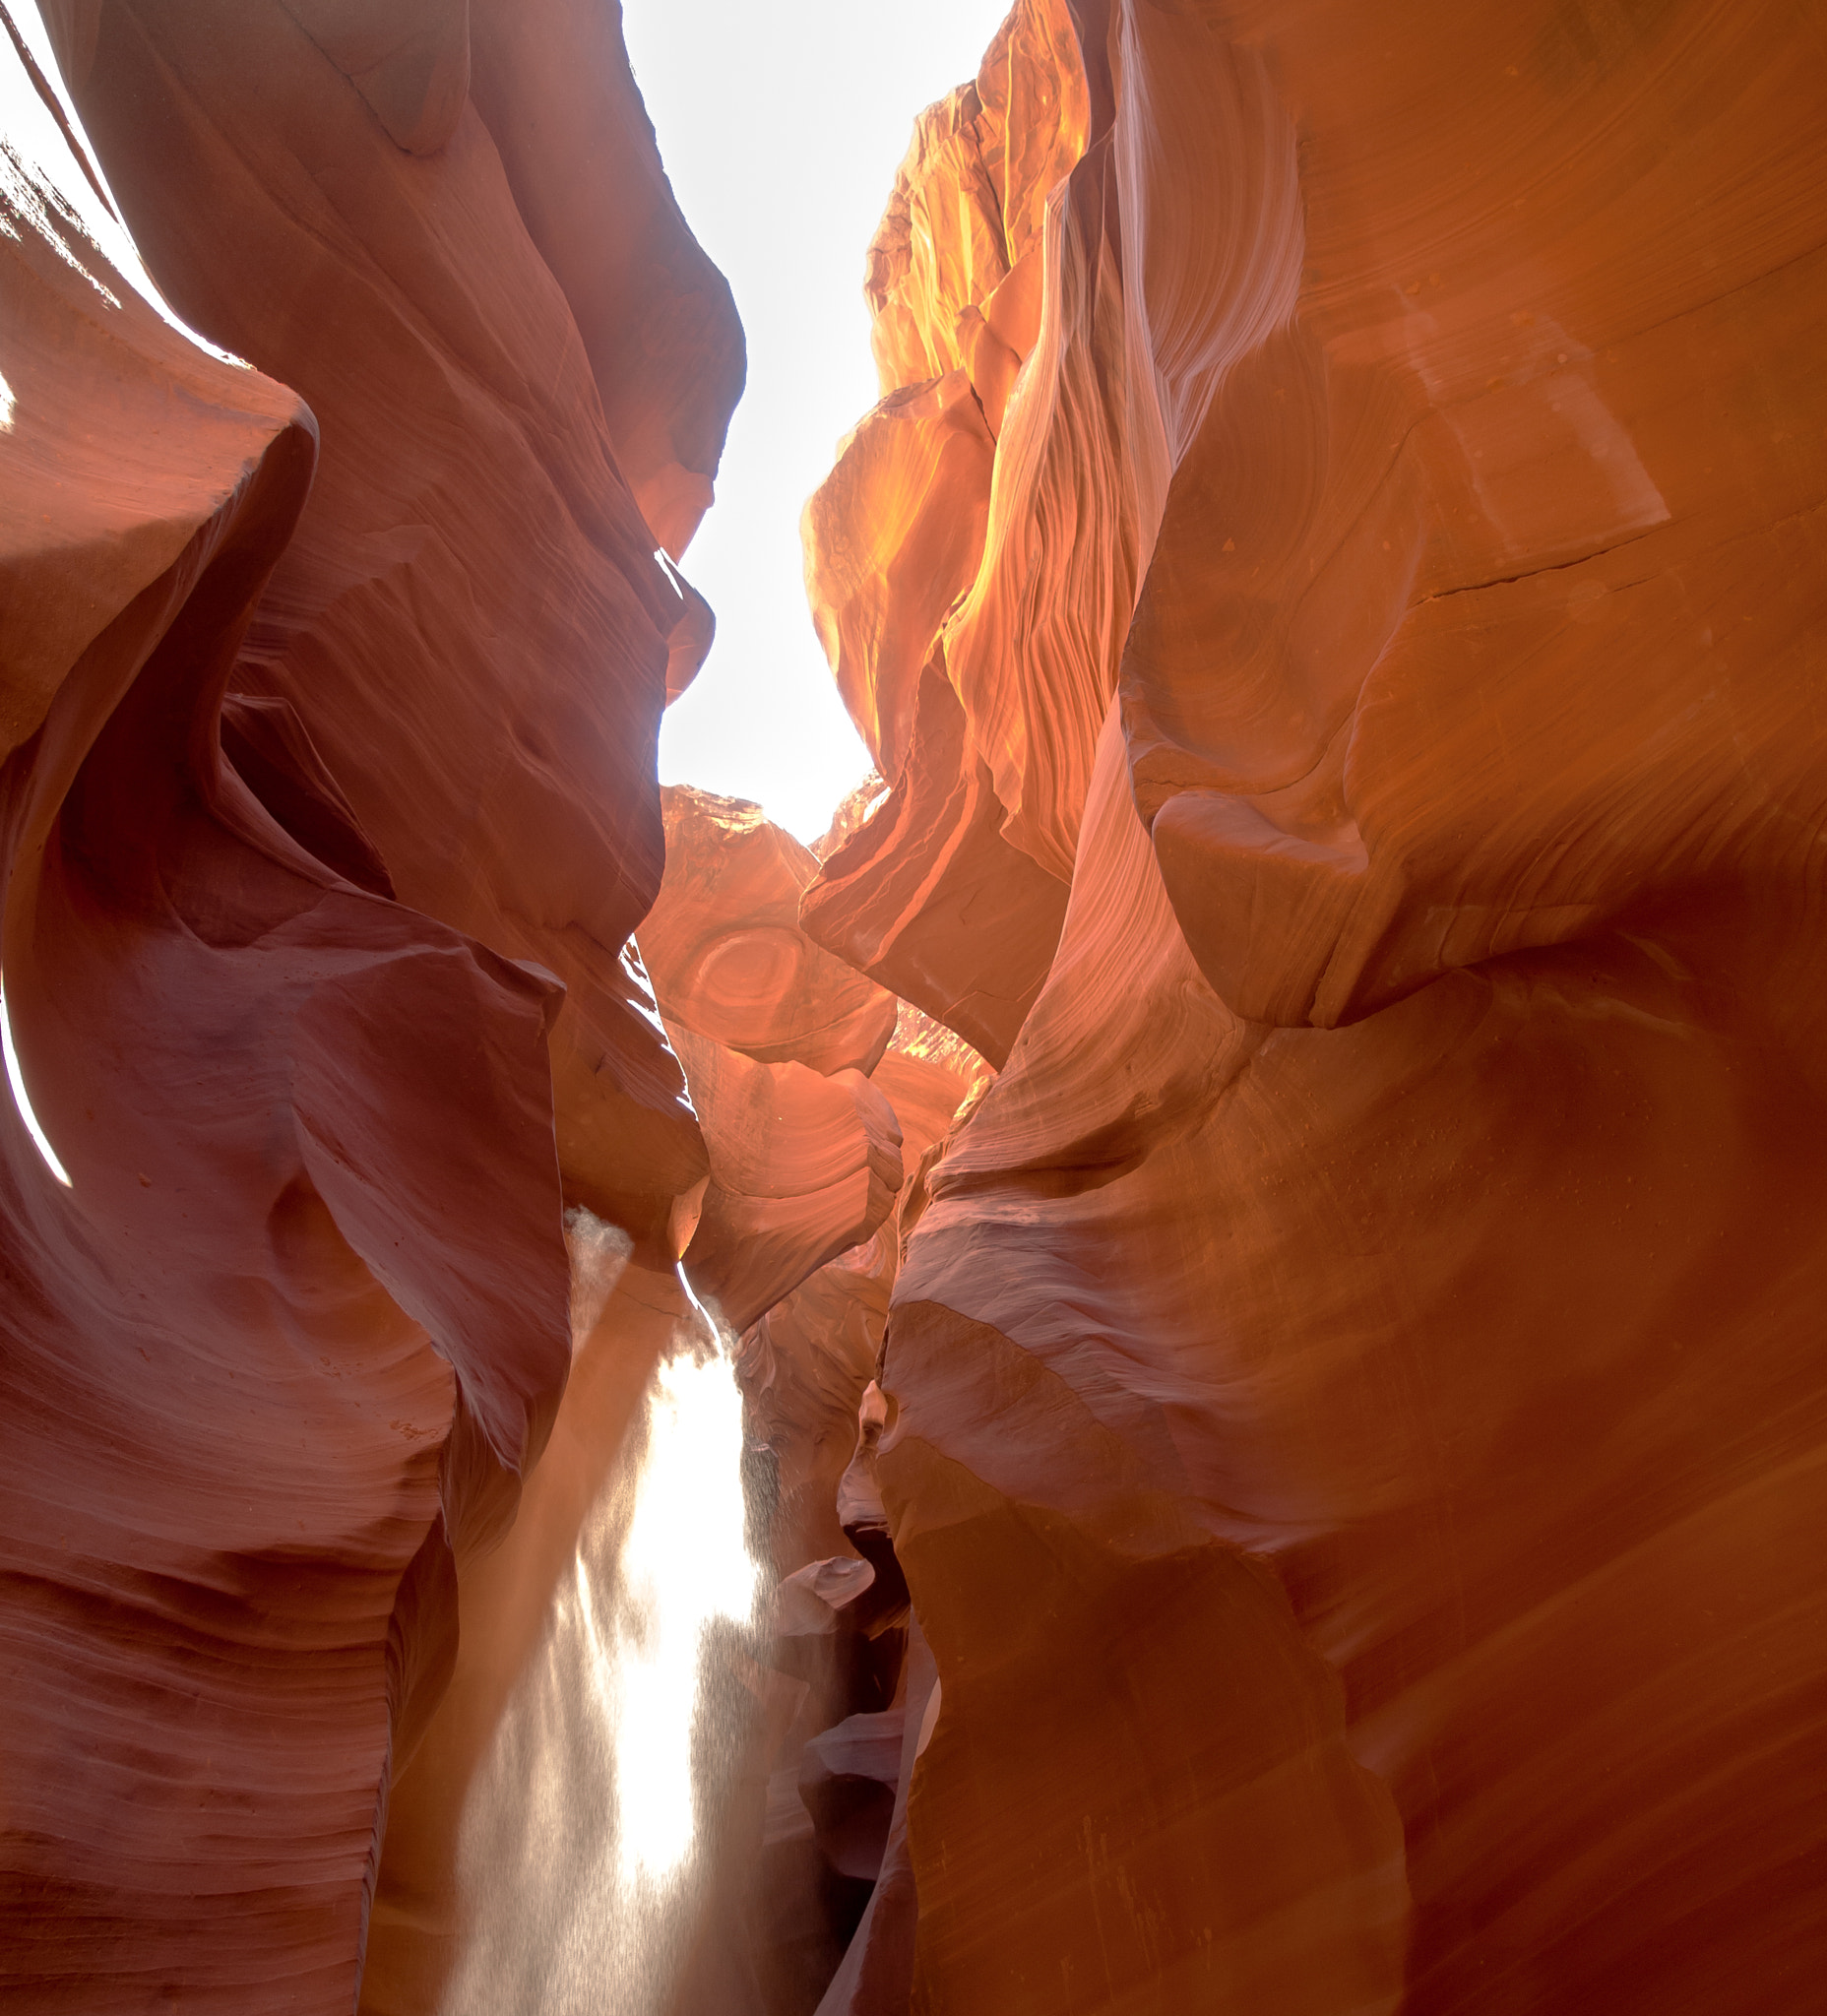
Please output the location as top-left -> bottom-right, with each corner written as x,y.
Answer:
39,0 -> 743,1253
0,57 -> 574,2005
803,3 -> 1827,2013
1,2 -> 741,2008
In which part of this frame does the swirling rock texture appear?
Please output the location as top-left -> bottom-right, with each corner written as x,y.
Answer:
641,787 -> 903,1334
0,1 -> 748,2009
803,3 -> 1827,2014
43,0 -> 744,1258
798,0 -> 1089,1067
0,28 -> 573,2010
635,781 -> 976,1609
9,0 -> 1827,2012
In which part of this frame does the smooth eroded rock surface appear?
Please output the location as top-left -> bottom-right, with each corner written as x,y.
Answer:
7,0 -> 1826,2012
2,3 -> 739,2008
0,40 -> 573,2002
802,3 -> 1827,2013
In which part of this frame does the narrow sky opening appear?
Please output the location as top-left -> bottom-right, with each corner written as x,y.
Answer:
627,0 -> 1013,843
1,2 -> 249,364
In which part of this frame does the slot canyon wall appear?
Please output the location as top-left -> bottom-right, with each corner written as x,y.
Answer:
1,3 -> 1824,2016
0,0 -> 755,2006
800,2 -> 1827,2013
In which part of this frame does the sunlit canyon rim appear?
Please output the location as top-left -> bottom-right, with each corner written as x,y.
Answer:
1,2 -> 1823,2013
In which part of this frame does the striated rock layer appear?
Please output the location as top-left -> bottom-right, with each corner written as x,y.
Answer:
0,42 -> 573,2006
804,3 -> 1827,2013
7,0 -> 1826,2011
1,2 -> 749,2008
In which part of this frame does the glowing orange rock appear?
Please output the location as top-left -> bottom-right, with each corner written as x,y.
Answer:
803,371 -> 995,791
797,1 -> 1088,1063
804,2 -> 1827,2012
643,788 -> 897,1077
636,788 -> 902,1334
798,667 -> 1067,1067
669,1027 -> 905,1337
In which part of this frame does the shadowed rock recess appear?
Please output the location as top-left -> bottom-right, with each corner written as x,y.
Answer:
2,2 -> 1822,2013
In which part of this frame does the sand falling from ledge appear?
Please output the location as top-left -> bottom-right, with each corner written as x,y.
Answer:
443,1273 -> 764,2014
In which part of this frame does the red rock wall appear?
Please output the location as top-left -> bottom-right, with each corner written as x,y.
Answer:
46,0 -> 740,1252
1,2 -> 746,2007
8,0 -> 1826,2010
0,52 -> 574,2007
804,3 -> 1827,2012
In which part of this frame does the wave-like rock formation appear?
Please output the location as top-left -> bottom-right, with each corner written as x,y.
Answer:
0,40 -> 575,2014
6,0 -> 1826,2013
44,0 -> 743,1256
799,3 -> 1827,2014
0,2 -> 753,2008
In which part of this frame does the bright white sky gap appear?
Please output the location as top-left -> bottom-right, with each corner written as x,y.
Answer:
628,0 -> 1012,842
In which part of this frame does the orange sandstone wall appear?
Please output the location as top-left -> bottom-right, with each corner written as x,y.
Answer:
8,0 -> 1827,2009
804,3 -> 1827,2012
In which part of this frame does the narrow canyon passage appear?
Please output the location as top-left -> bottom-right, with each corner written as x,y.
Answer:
2,5 -> 1825,2016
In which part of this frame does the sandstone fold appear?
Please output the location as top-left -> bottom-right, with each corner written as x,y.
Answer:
3,5 -> 751,2008
801,3 -> 1827,2014
465,0 -> 745,559
672,1030 -> 906,1338
42,0 -> 743,1252
642,788 -> 898,1078
800,0 -> 1105,1064
0,95 -> 571,2006
798,669 -> 1067,1069
1117,0 -> 1826,1034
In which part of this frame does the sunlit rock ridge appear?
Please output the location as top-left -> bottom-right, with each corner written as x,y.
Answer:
802,3 -> 1827,2013
2,3 -> 1824,2015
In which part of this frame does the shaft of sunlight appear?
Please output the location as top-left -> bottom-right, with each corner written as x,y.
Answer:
607,1334 -> 759,1883
446,1281 -> 763,2015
